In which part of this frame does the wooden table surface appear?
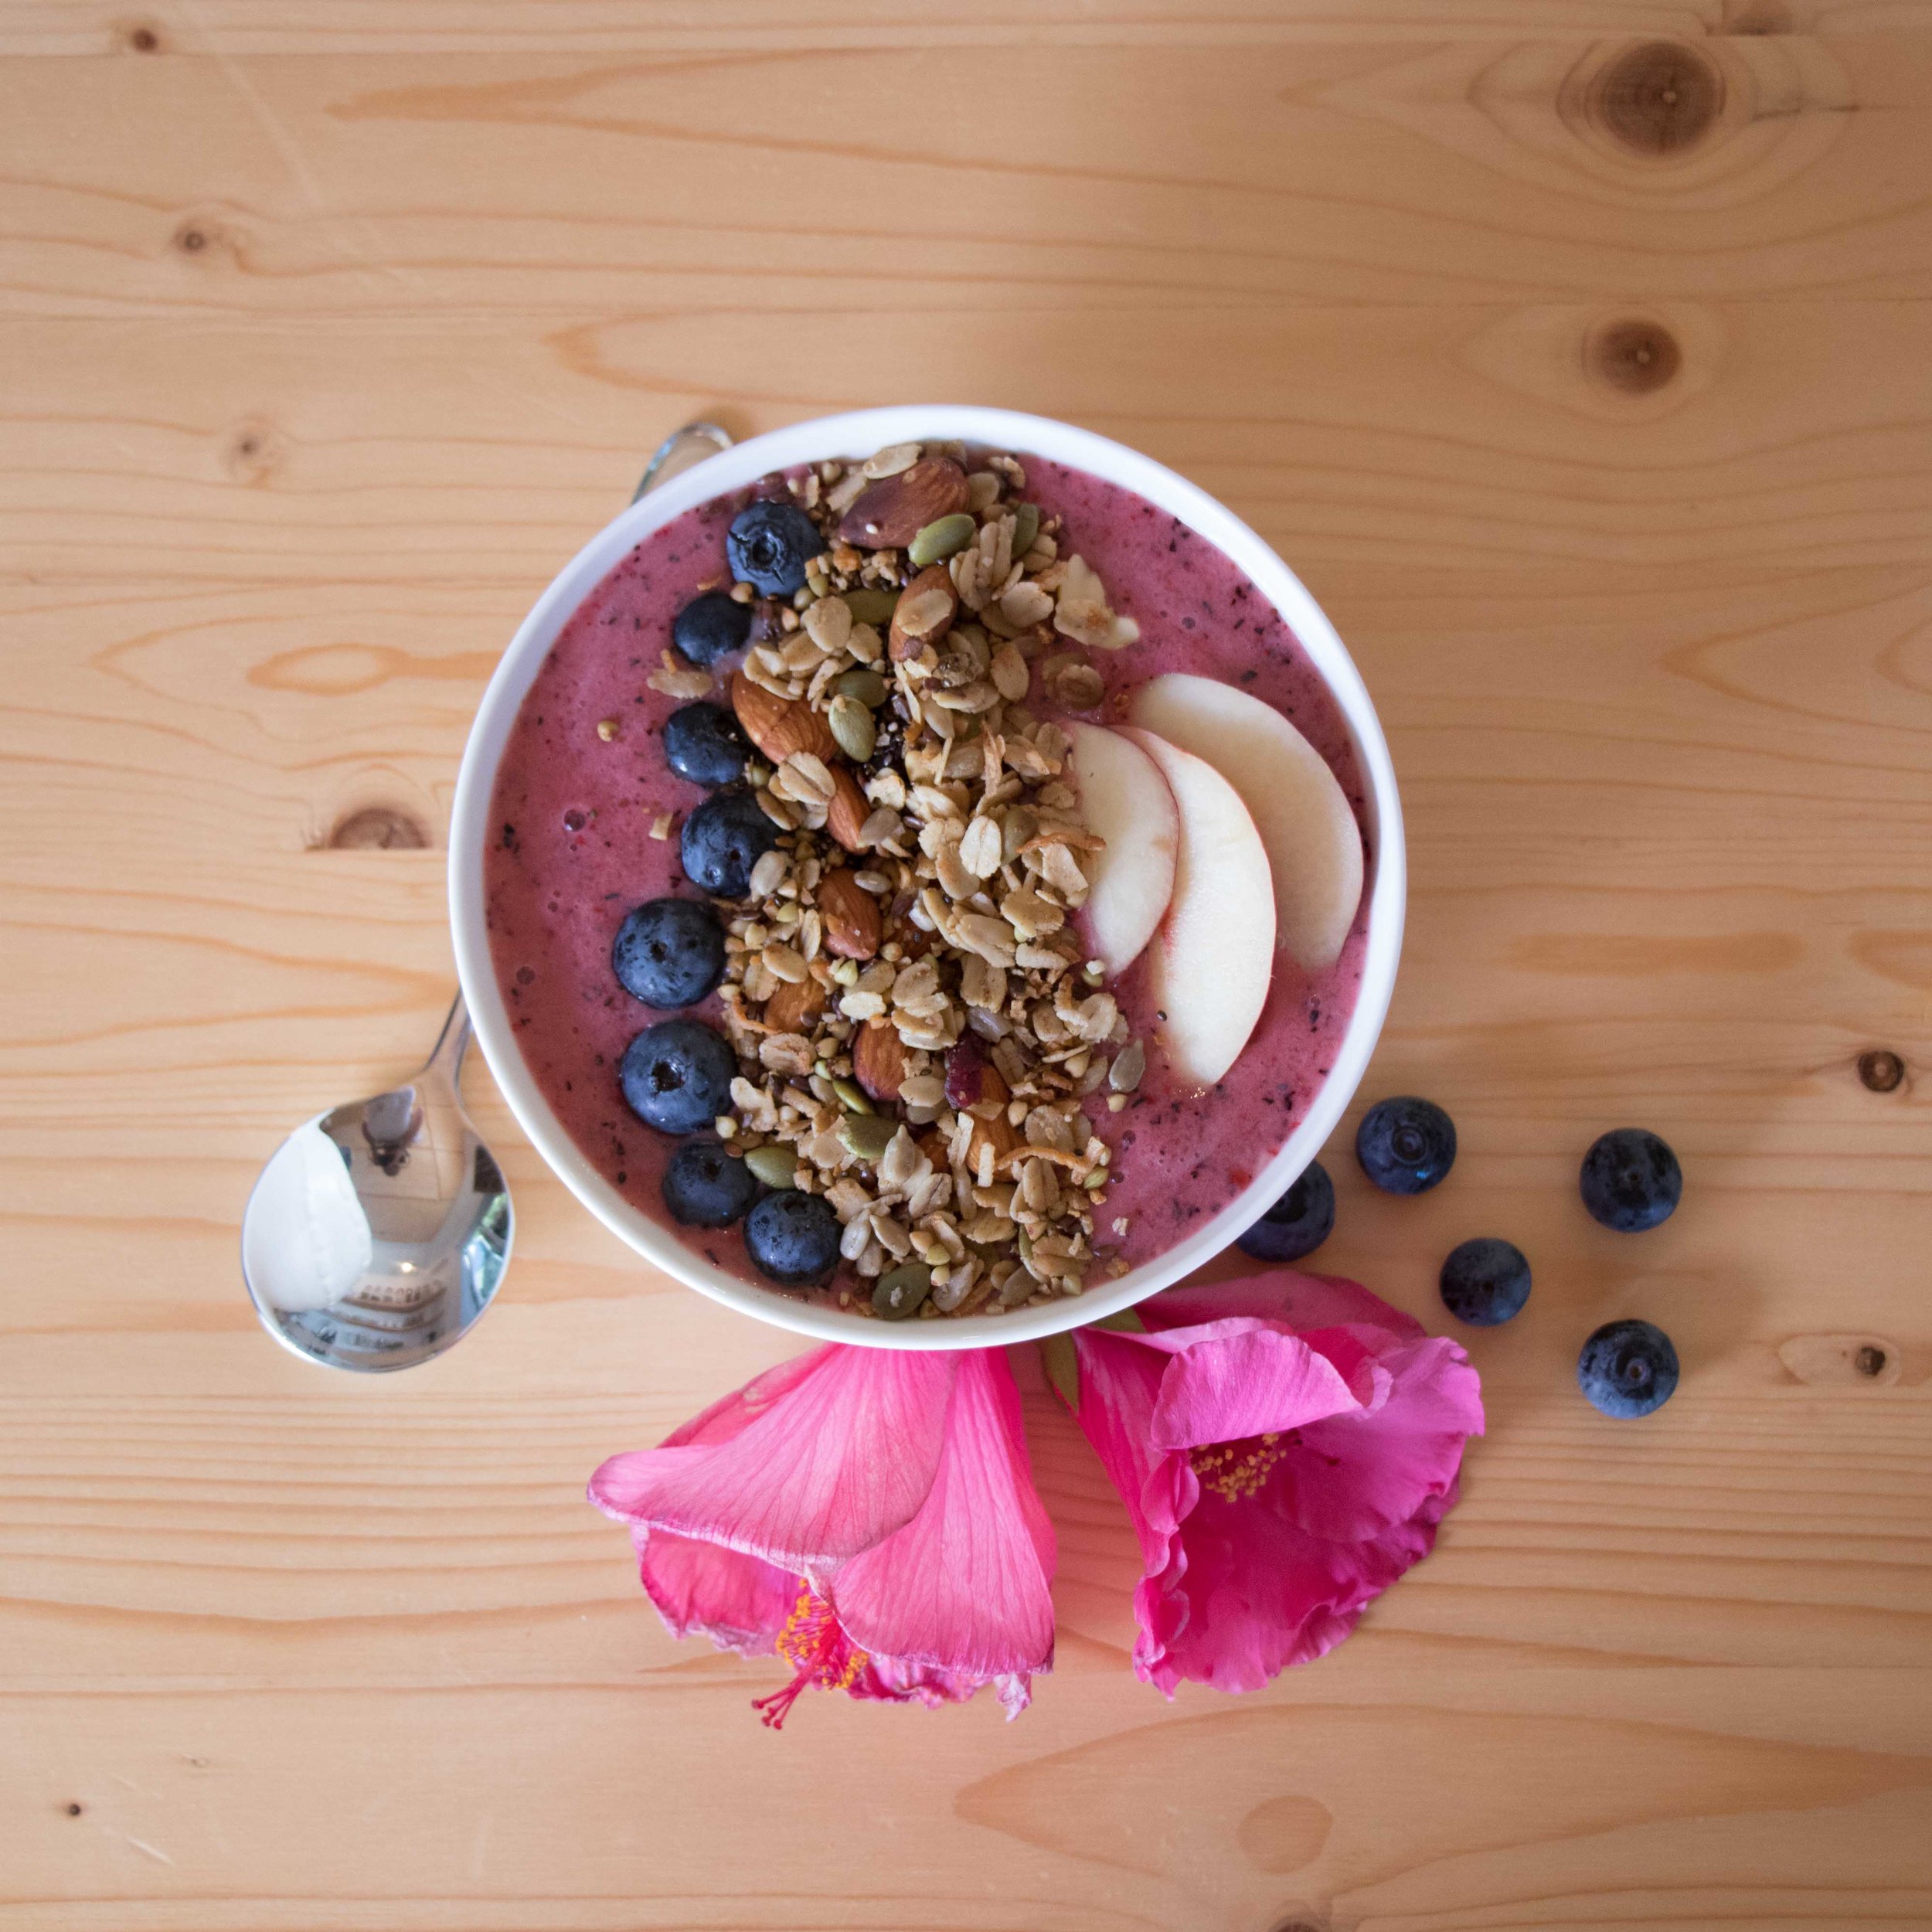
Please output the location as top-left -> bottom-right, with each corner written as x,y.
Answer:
4,4 -> 1930,1927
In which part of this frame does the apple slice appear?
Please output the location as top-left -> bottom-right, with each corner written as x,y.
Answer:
1065,721 -> 1179,978
1118,726 -> 1275,1090
1129,672 -> 1363,972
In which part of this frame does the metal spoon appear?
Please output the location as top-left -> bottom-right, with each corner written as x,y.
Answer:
241,420 -> 733,1369
241,994 -> 511,1372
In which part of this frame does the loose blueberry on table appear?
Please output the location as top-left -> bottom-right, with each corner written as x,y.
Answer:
1439,1236 -> 1531,1326
1237,1159 -> 1335,1263
1577,1318 -> 1679,1417
1356,1096 -> 1457,1196
1580,1128 -> 1682,1232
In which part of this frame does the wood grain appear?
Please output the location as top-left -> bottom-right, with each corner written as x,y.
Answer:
2,3 -> 1930,1927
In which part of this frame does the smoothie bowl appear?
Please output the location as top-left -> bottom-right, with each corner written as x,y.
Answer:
449,407 -> 1403,1349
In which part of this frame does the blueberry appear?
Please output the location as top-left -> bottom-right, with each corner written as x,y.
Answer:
726,501 -> 824,597
619,1019 -> 736,1134
680,788 -> 777,898
662,702 -> 749,788
1237,1159 -> 1335,1263
1580,1128 -> 1682,1232
672,590 -> 753,667
661,1139 -> 757,1228
1439,1237 -> 1531,1326
744,1189 -> 842,1286
1577,1318 -> 1679,1417
1355,1096 -> 1456,1196
612,896 -> 725,1008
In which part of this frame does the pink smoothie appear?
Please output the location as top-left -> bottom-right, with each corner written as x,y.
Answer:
485,457 -> 1370,1299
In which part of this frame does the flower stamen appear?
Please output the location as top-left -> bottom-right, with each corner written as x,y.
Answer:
753,1589 -> 869,1729
1189,1431 -> 1285,1502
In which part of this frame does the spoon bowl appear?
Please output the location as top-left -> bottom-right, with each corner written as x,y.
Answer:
241,995 -> 512,1372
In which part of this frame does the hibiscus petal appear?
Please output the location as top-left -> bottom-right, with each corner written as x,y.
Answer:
1071,1276 -> 1485,1699
634,1528 -> 798,1656
1287,1335 -> 1485,1539
589,1347 -> 957,1570
1134,1321 -> 1365,1451
862,1656 -> 1036,1718
1148,1269 -> 1425,1342
658,1347 -> 834,1450
1069,1328 -> 1184,1565
1139,1487 -> 1428,1695
830,1352 -> 1056,1679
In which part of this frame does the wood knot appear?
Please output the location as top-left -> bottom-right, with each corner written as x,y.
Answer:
326,806 -> 430,850
223,420 -> 284,486
117,19 -> 164,52
1589,318 -> 1681,394
1858,1049 -> 1905,1093
172,213 -> 240,263
1591,43 -> 1724,156
1777,1332 -> 1902,1387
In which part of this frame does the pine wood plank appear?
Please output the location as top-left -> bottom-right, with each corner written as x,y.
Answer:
2,7 -> 1930,1928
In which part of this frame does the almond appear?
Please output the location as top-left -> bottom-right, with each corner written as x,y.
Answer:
731,668 -> 838,765
838,457 -> 970,550
889,564 -> 959,663
825,765 -> 872,852
764,974 -> 828,1032
818,868 -> 882,961
853,1019 -> 908,1102
968,1064 -> 1022,1170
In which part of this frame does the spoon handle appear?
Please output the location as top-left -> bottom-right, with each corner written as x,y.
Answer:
633,420 -> 733,502
421,989 -> 471,1093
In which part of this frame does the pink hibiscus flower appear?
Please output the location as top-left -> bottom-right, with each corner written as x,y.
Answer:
589,1345 -> 1056,1725
1059,1270 -> 1484,1696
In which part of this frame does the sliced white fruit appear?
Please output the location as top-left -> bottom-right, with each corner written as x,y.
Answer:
1129,672 -> 1363,973
1065,721 -> 1179,978
1117,726 -> 1275,1090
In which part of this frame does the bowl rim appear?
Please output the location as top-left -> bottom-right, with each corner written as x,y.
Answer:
449,405 -> 1405,1349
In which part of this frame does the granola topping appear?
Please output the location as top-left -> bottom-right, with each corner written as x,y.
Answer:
688,444 -> 1141,1317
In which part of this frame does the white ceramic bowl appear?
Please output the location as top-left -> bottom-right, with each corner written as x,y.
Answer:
450,406 -> 1404,1349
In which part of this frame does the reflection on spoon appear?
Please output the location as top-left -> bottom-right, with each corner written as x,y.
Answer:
243,1120 -> 374,1312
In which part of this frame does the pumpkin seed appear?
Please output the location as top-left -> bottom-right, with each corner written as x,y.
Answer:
838,1112 -> 895,1163
907,512 -> 976,568
872,1263 -> 932,1320
827,693 -> 877,763
1011,502 -> 1040,558
842,587 -> 899,626
833,667 -> 889,709
831,1077 -> 873,1116
1109,1037 -> 1146,1094
743,1145 -> 799,1189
